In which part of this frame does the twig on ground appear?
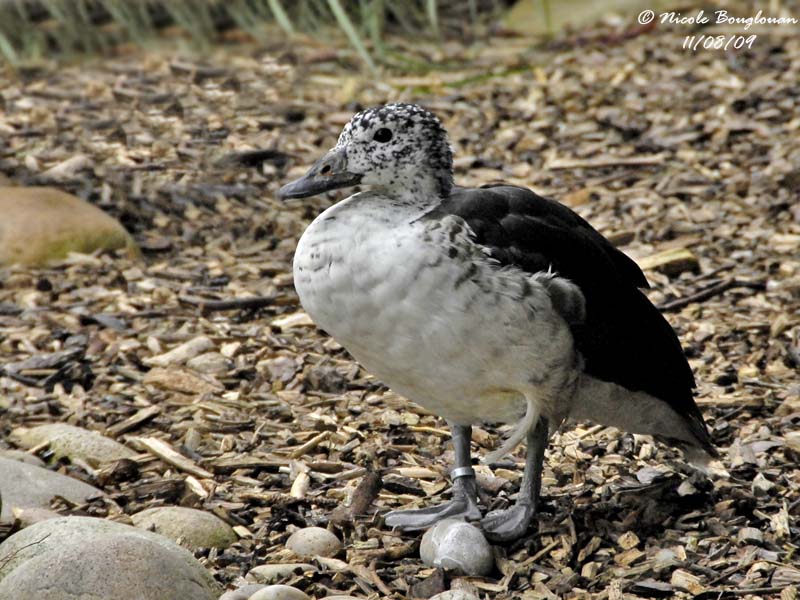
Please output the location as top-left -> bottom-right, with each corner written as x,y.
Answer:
178,295 -> 276,313
659,279 -> 766,312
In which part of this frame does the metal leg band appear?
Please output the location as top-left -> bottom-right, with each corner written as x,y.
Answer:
450,466 -> 475,480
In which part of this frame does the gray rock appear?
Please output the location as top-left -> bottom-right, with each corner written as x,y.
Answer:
0,531 -> 217,600
285,527 -> 342,557
0,186 -> 139,267
0,516 -> 216,590
131,506 -> 238,549
219,584 -> 266,600
9,423 -> 136,466
0,457 -> 102,523
248,585 -> 310,600
246,563 -> 317,584
420,518 -> 494,577
11,506 -> 61,527
0,449 -> 45,467
429,592 -> 480,600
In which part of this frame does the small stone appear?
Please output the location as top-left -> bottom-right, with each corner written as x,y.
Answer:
0,457 -> 103,523
738,527 -> 764,545
248,584 -> 310,600
144,336 -> 215,367
187,351 -> 233,375
420,518 -> 494,577
9,423 -> 136,466
131,506 -> 238,549
246,563 -> 317,584
285,527 -> 342,558
429,592 -> 480,600
219,584 -> 266,600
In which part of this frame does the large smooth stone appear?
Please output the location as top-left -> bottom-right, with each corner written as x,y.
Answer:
420,519 -> 494,577
249,585 -> 310,600
10,423 -> 136,466
0,531 -> 217,600
0,186 -> 139,266
219,584 -> 266,600
285,527 -> 342,557
0,457 -> 102,523
0,449 -> 45,467
131,506 -> 238,549
0,516 -> 216,590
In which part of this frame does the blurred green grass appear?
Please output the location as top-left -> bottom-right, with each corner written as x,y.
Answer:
0,0 -> 509,70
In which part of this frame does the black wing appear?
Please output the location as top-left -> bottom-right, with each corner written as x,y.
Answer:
428,184 -> 714,452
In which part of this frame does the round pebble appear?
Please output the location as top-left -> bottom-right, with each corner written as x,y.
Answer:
248,584 -> 310,600
429,592 -> 480,600
219,584 -> 266,600
131,506 -> 237,549
285,527 -> 342,557
420,518 -> 494,576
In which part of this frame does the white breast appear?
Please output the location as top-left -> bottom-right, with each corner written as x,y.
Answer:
293,193 -> 580,426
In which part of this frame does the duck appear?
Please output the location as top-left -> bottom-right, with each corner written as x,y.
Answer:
278,102 -> 716,542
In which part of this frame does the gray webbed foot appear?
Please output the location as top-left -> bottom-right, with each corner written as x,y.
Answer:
384,495 -> 481,530
480,502 -> 535,542
386,423 -> 481,531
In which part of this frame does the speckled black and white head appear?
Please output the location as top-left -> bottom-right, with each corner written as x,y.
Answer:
279,103 -> 454,201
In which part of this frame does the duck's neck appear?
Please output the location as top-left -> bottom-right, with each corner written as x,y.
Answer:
374,177 -> 451,208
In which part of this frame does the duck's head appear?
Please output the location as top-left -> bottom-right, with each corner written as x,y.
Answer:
278,103 -> 453,201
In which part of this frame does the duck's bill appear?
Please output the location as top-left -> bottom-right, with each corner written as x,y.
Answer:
278,149 -> 362,200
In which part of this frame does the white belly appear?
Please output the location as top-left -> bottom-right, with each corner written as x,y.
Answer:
293,194 -> 579,425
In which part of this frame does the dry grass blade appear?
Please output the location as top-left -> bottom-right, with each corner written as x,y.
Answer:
326,0 -> 377,74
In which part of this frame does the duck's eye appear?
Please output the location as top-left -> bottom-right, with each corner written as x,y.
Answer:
373,128 -> 393,143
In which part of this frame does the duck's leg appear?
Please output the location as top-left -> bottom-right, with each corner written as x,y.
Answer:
480,416 -> 549,542
384,423 -> 481,530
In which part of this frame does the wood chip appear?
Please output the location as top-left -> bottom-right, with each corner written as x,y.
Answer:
131,436 -> 214,479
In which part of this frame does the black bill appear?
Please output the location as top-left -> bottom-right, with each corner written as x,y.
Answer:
278,148 -> 361,200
